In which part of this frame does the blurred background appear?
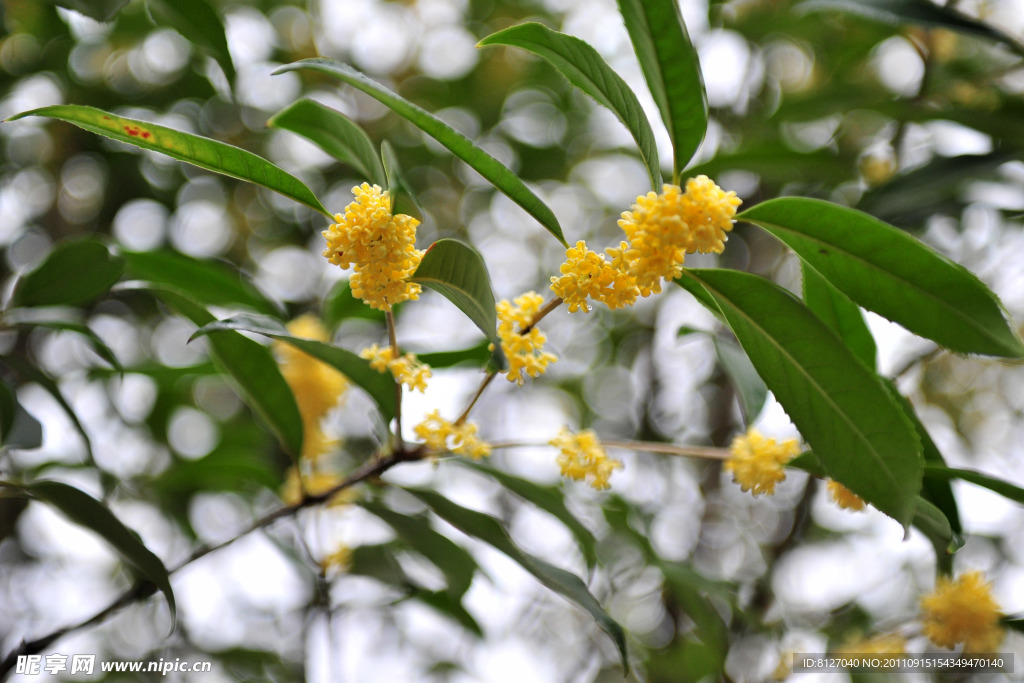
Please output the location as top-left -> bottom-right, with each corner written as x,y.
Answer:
3,0 -> 1024,680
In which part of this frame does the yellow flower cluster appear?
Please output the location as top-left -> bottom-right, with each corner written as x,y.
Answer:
495,291 -> 558,385
920,571 -> 1004,653
323,183 -> 423,311
413,409 -> 491,460
360,343 -> 431,393
834,633 -> 906,656
275,315 -> 348,464
827,480 -> 867,511
550,176 -> 740,311
724,428 -> 800,497
549,427 -> 623,490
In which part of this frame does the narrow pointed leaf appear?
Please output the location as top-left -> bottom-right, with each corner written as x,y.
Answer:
802,262 -> 877,369
407,487 -> 629,672
461,461 -> 598,569
479,22 -> 661,190
616,0 -> 707,175
189,313 -> 395,421
274,59 -> 566,245
381,140 -> 422,220
411,239 -> 500,349
46,0 -> 130,22
268,99 -> 387,187
416,342 -> 491,369
7,105 -> 330,217
677,269 -> 922,526
361,501 -> 478,598
0,390 -> 43,451
3,309 -> 121,370
121,249 -> 280,316
145,290 -> 305,457
5,480 -> 176,623
740,197 -> 1024,358
713,337 -> 768,423
12,239 -> 124,309
924,464 -> 1024,505
797,0 -> 1024,56
148,0 -> 236,86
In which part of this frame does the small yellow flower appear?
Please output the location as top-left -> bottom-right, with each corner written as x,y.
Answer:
725,428 -> 800,496
322,183 -> 423,311
360,343 -> 431,392
549,427 -> 623,490
413,409 -> 491,459
320,544 -> 352,574
921,571 -> 1004,653
834,633 -> 906,656
549,240 -> 636,313
680,175 -> 742,255
495,291 -> 558,385
275,315 -> 348,463
828,480 -> 867,511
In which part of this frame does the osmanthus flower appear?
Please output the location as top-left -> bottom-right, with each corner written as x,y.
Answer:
322,183 -> 423,311
494,291 -> 558,385
828,480 -> 867,511
413,409 -> 491,460
320,544 -> 352,575
724,427 -> 800,496
274,315 -> 348,464
549,427 -> 623,490
360,343 -> 431,393
550,241 -> 635,313
920,571 -> 1005,653
834,632 -> 907,656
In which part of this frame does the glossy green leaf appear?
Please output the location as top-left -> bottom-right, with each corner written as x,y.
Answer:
797,0 -> 1024,55
924,464 -> 1024,505
740,197 -> 1024,358
616,0 -> 707,176
411,239 -> 500,349
274,59 -> 566,245
381,140 -> 423,221
148,0 -> 236,86
147,290 -> 305,457
713,337 -> 768,423
121,249 -> 280,316
462,461 -> 598,569
677,269 -> 922,526
151,445 -> 280,497
361,501 -> 478,598
7,105 -> 330,217
12,239 -> 124,309
5,480 -> 176,623
348,542 -> 410,586
802,263 -> 877,369
912,496 -> 956,565
3,309 -> 121,370
407,487 -> 629,672
268,99 -> 387,187
417,341 -> 492,369
45,0 -> 130,22
190,313 -> 395,421
479,22 -> 661,190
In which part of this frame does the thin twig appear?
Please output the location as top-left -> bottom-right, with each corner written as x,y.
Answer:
385,310 -> 404,452
0,447 -> 424,681
454,371 -> 496,426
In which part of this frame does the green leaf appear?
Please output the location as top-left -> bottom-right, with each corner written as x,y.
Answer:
361,501 -> 478,599
406,487 -> 629,672
151,444 -> 280,497
5,480 -> 176,624
268,99 -> 387,187
797,0 -> 1024,56
189,313 -> 395,421
3,308 -> 121,370
677,269 -> 922,527
0,384 -> 43,451
7,105 -> 330,217
147,0 -> 236,87
802,263 -> 877,369
274,59 -> 566,245
478,22 -> 661,191
12,239 -> 124,309
411,240 -> 501,349
416,342 -> 492,369
616,0 -> 707,177
713,337 -> 768,423
461,461 -> 598,569
121,249 -> 280,317
911,496 -> 955,567
740,197 -> 1024,358
409,589 -> 484,637
924,464 -> 1024,505
146,290 -> 305,457
45,0 -> 130,22
322,280 -> 386,328
380,140 -> 423,221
